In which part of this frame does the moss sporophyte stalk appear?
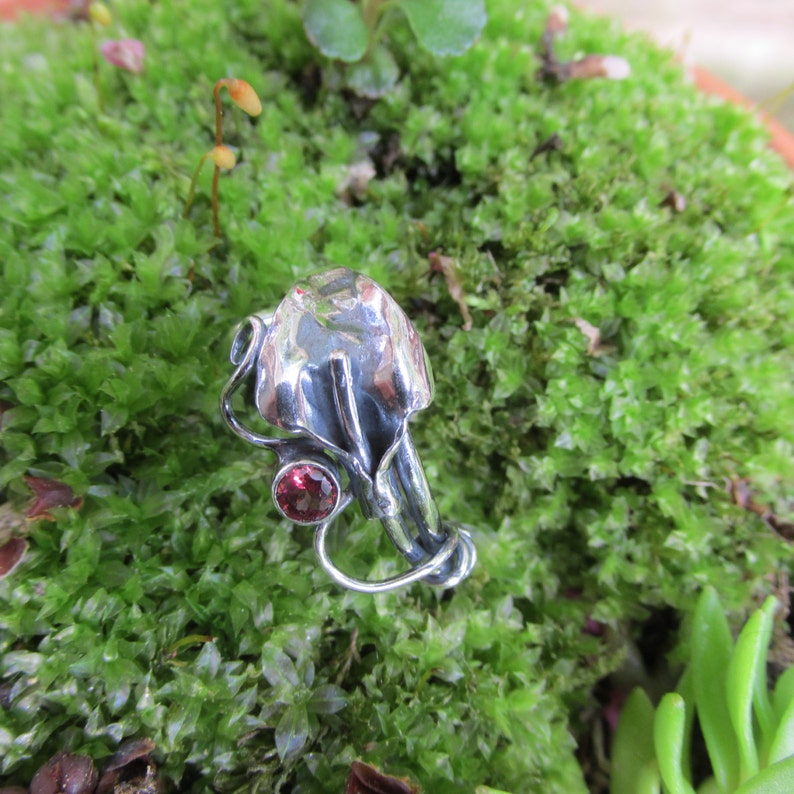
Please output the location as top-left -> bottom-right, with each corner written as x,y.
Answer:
182,78 -> 262,237
0,0 -> 793,791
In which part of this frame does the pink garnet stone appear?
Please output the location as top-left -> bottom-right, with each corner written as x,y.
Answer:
274,464 -> 338,523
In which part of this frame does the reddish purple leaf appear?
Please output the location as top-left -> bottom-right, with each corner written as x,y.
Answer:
603,689 -> 628,734
345,761 -> 419,794
25,476 -> 83,521
0,537 -> 28,578
100,39 -> 145,74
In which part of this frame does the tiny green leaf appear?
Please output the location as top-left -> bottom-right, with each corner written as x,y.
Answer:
275,704 -> 309,760
654,693 -> 696,794
675,667 -> 696,786
691,587 -> 740,791
727,597 -> 777,782
610,688 -> 659,794
345,44 -> 400,98
308,683 -> 348,714
397,0 -> 487,56
772,667 -> 794,723
696,778 -> 721,794
302,0 -> 369,62
636,765 -> 662,794
733,755 -> 794,794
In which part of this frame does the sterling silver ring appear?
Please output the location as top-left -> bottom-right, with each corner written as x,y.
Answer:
220,268 -> 476,593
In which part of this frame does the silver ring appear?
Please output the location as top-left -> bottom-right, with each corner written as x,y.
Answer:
219,268 -> 476,592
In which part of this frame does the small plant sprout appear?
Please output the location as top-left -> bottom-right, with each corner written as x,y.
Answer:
610,588 -> 794,793
182,145 -> 237,236
181,78 -> 261,237
302,0 -> 487,98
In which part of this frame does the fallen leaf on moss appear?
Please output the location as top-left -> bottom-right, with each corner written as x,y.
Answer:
100,39 -> 145,74
25,475 -> 83,521
345,761 -> 419,794
530,132 -> 563,161
30,752 -> 97,794
568,54 -> 631,81
96,737 -> 160,794
429,251 -> 473,331
726,477 -> 794,541
660,189 -> 687,213
545,5 -> 569,36
337,160 -> 376,204
574,318 -> 610,357
0,537 -> 28,578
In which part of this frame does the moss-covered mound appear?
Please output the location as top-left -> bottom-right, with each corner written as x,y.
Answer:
1,0 -> 792,791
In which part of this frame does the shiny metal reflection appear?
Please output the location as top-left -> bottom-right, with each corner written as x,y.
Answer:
220,268 -> 476,593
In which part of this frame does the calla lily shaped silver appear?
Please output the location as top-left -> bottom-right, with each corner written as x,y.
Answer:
220,268 -> 476,593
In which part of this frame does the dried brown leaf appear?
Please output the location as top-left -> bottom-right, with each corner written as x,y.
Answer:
30,752 -> 97,794
574,318 -> 609,357
337,160 -> 377,204
660,189 -> 687,213
568,54 -> 631,81
545,5 -> 569,36
726,477 -> 794,541
429,251 -> 473,331
96,738 -> 159,794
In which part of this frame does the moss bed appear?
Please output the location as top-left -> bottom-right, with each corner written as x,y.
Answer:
1,0 -> 793,792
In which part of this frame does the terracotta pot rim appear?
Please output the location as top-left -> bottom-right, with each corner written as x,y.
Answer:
690,65 -> 794,170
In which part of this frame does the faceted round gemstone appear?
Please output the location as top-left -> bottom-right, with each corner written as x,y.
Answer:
274,463 -> 339,523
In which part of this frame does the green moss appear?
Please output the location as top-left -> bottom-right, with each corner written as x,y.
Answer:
0,0 -> 792,791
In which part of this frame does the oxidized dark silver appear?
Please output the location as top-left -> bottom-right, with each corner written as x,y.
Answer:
220,268 -> 476,593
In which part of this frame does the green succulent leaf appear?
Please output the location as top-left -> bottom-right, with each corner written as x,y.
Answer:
675,667 -> 696,784
345,44 -> 400,98
610,688 -> 660,794
635,767 -> 663,794
654,693 -> 696,794
397,0 -> 487,55
772,666 -> 794,723
691,587 -> 740,791
727,597 -> 777,782
733,755 -> 794,794
767,696 -> 794,766
302,0 -> 369,62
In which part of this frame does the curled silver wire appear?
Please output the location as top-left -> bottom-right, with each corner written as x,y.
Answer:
220,268 -> 476,593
